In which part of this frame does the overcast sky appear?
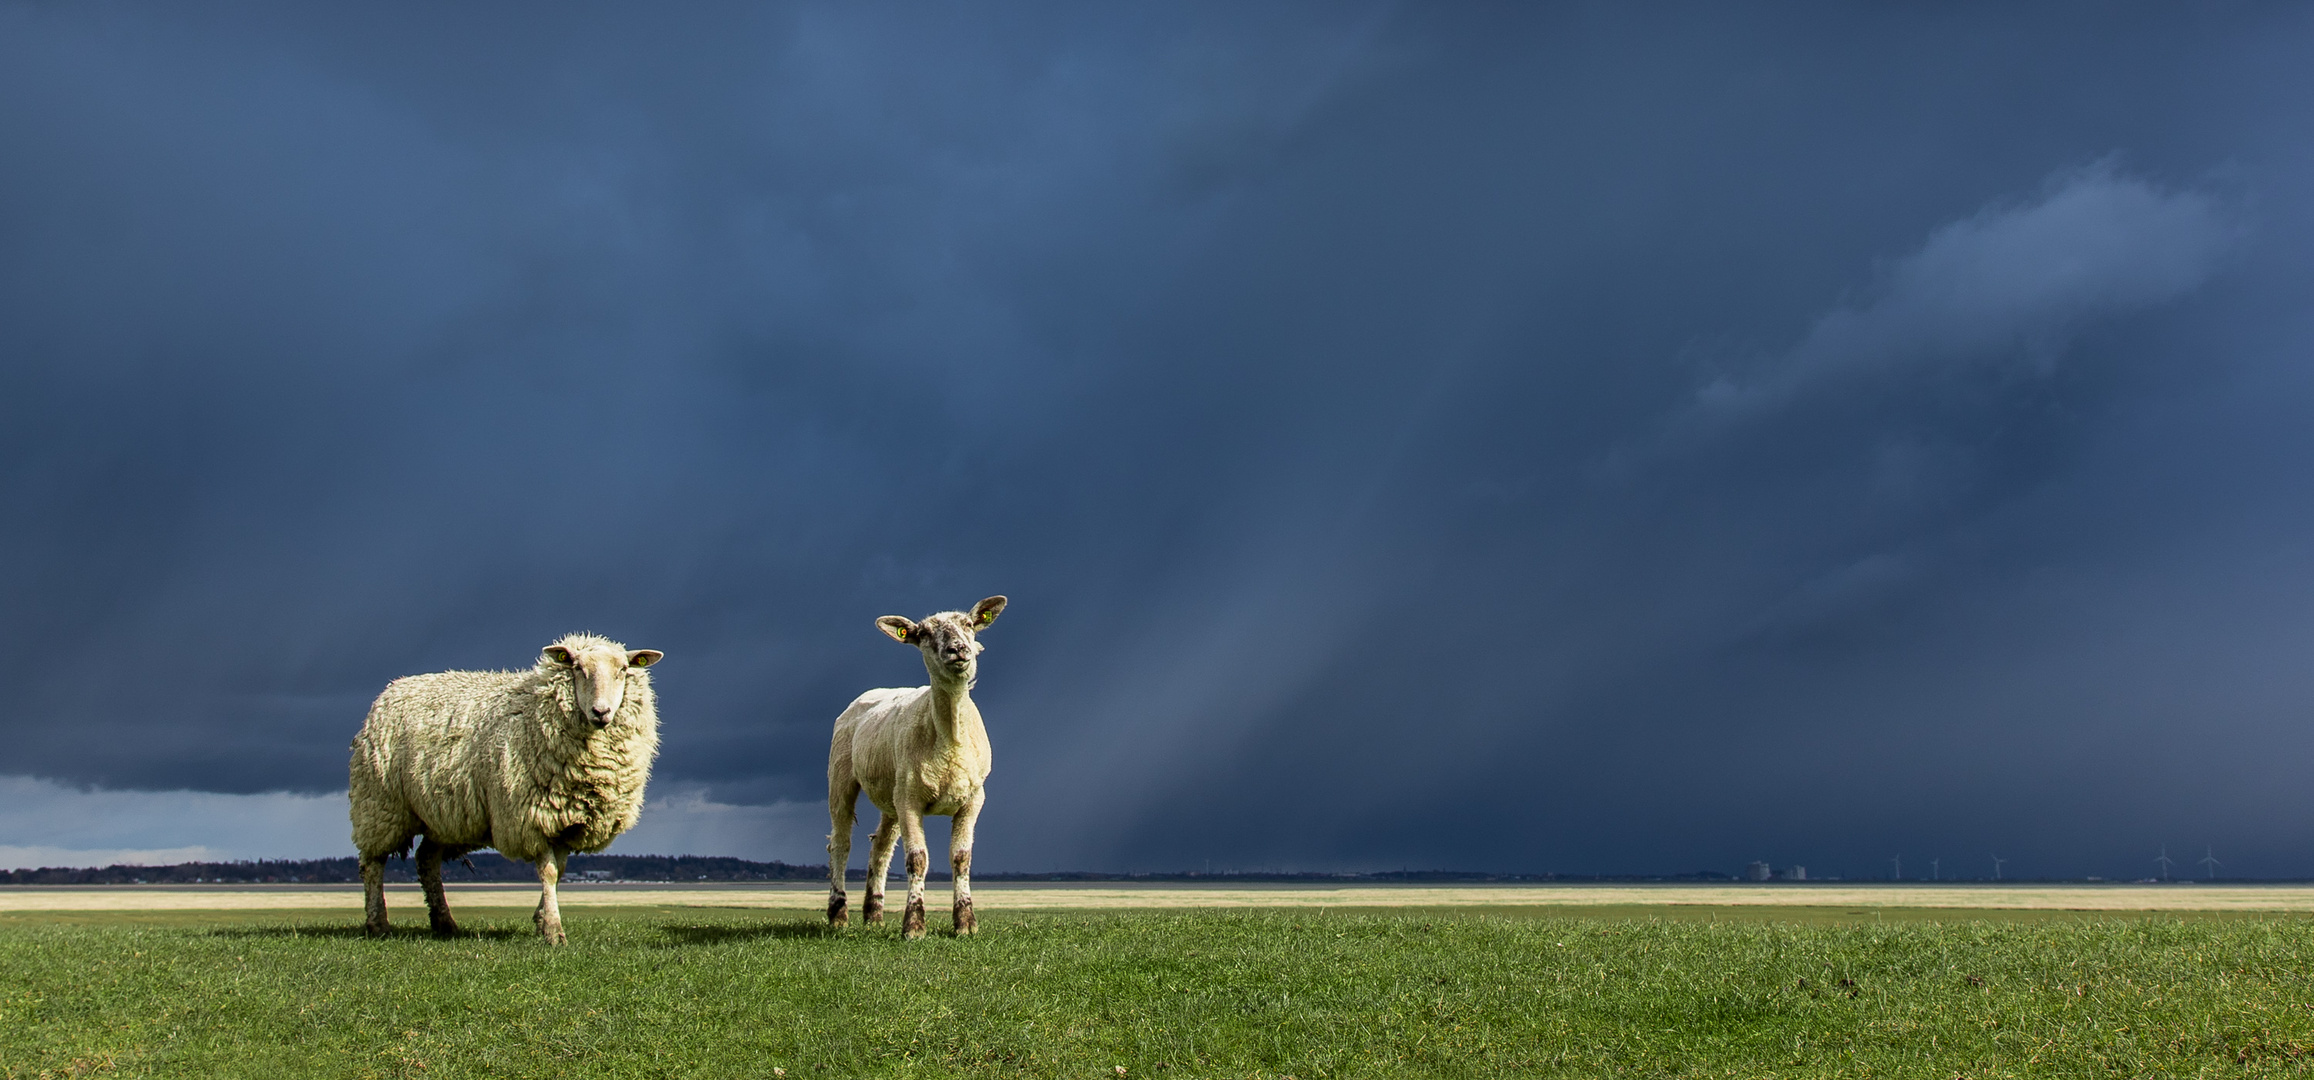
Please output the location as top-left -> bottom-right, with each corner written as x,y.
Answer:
6,3 -> 2314,880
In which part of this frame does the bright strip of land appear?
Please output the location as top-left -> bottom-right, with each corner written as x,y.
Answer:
3,882 -> 2312,912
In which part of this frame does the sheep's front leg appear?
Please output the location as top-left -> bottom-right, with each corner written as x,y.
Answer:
899,808 -> 930,940
415,838 -> 458,937
360,856 -> 390,937
827,784 -> 857,926
950,790 -> 985,936
533,849 -> 569,945
864,814 -> 899,925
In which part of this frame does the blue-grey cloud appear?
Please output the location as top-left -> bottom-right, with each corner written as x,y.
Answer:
1691,160 -> 2242,423
4,3 -> 2314,880
0,776 -> 347,868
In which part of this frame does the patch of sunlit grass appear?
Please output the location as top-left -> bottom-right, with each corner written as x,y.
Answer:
4,907 -> 2312,1077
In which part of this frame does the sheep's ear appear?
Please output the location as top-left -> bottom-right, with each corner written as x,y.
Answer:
969,595 -> 1007,629
541,646 -> 576,666
627,649 -> 663,668
876,616 -> 918,643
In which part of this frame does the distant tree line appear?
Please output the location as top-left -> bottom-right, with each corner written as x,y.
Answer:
0,853 -> 825,886
0,857 -> 1735,886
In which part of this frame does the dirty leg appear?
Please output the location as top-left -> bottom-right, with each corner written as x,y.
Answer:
864,815 -> 898,924
827,785 -> 857,926
415,838 -> 459,937
533,849 -> 569,945
903,849 -> 929,938
950,793 -> 983,936
361,856 -> 389,937
951,849 -> 975,935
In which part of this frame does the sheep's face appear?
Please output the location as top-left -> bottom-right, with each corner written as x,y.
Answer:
542,642 -> 663,728
878,596 -> 1006,685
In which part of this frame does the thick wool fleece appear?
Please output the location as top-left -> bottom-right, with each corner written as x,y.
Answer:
348,634 -> 659,864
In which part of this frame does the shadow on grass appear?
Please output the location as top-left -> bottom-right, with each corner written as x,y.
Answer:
209,923 -> 538,942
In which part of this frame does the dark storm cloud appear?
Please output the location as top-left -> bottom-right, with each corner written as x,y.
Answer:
5,2 -> 2314,879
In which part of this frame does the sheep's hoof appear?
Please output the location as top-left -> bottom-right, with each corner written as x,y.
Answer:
862,896 -> 884,925
902,897 -> 926,939
827,894 -> 849,927
534,910 -> 568,945
953,898 -> 976,936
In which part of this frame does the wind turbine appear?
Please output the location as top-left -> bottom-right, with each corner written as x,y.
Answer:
2200,846 -> 2221,881
1890,855 -> 1902,881
1990,854 -> 2006,881
2155,846 -> 2174,882
1930,857 -> 1940,882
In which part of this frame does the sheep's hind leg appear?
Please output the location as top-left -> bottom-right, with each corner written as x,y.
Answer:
899,809 -> 930,940
863,814 -> 899,925
414,838 -> 458,937
827,781 -> 858,926
533,849 -> 569,945
360,856 -> 390,937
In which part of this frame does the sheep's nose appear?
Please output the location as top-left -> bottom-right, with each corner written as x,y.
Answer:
590,704 -> 612,723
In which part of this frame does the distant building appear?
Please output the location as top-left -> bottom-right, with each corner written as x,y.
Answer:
1784,865 -> 1806,881
1746,860 -> 1771,881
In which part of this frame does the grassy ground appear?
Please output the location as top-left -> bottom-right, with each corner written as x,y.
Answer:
5,905 -> 2314,1078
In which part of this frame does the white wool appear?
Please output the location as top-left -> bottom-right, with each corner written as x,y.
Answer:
348,632 -> 660,942
826,596 -> 1005,939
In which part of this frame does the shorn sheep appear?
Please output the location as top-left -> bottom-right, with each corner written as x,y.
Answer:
349,633 -> 663,944
827,596 -> 1006,938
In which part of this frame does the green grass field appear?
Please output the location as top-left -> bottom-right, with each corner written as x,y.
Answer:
6,905 -> 2314,1078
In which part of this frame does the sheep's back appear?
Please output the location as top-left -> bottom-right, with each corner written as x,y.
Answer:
833,686 -> 931,799
351,669 -> 531,848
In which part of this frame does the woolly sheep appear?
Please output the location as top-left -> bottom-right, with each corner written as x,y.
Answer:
349,633 -> 663,944
826,596 -> 1006,939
